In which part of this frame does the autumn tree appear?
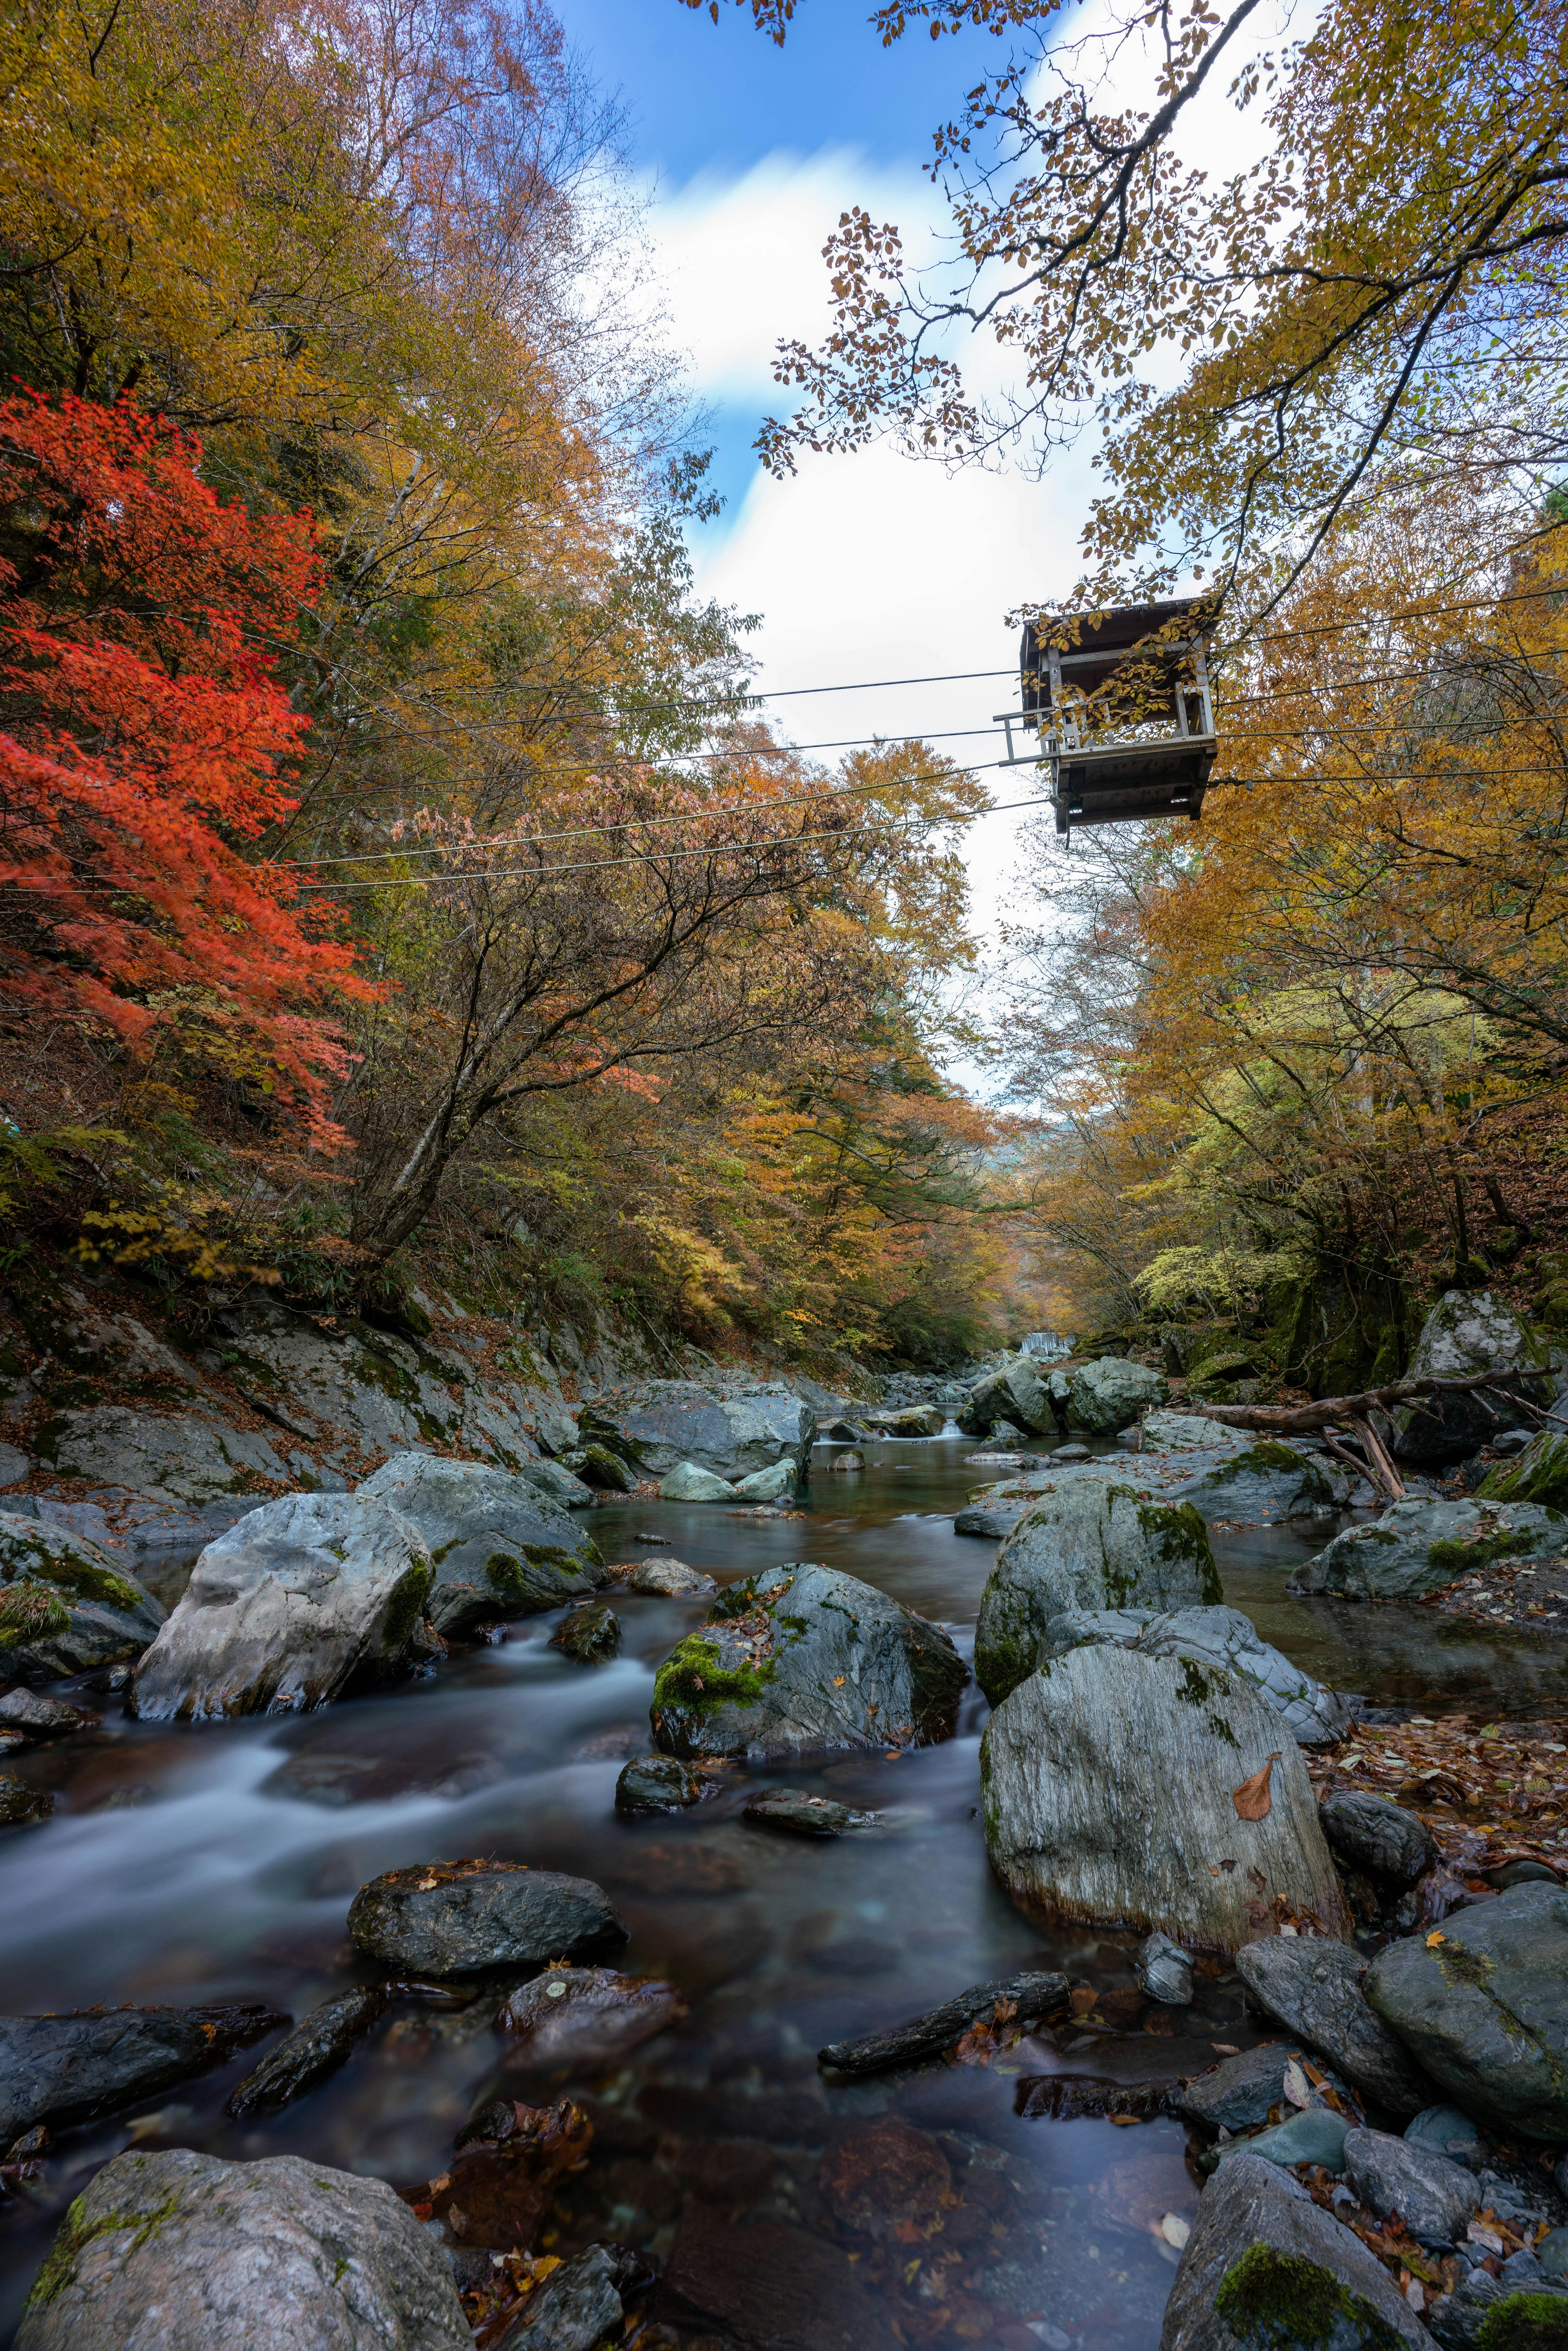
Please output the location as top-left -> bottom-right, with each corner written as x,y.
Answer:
0,391 -> 367,1142
697,0 -> 1568,611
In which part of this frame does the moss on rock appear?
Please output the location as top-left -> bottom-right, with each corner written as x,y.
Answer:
1213,2242 -> 1404,2347
1478,1432 -> 1568,1515
1475,2291 -> 1568,2350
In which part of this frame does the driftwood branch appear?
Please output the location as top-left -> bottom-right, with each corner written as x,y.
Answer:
817,1970 -> 1067,2077
1187,1368 -> 1552,1502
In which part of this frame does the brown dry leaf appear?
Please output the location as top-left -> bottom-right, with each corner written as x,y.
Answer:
1232,1752 -> 1283,1821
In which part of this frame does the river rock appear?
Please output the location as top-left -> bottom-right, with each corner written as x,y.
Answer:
864,1405 -> 946,1438
1292,1493 -> 1568,1600
650,1562 -> 967,1760
1215,2104 -> 1350,2173
0,1687 -> 95,1736
626,1557 -> 716,1595
1042,1603 -> 1350,1744
0,1511 -> 165,1681
1479,1428 -> 1568,1513
496,1966 -> 686,2064
665,2198 -> 902,2351
826,1449 -> 864,1472
1159,2149 -> 1427,2350
555,1442 -> 634,1492
225,1986 -> 387,2117
1172,1440 -> 1357,1521
0,1774 -> 51,1827
1134,1930 -> 1193,2004
356,1453 -> 604,1631
1178,2043 -> 1305,2133
1063,1356 -> 1167,1435
1235,1937 -> 1434,2120
493,2244 -> 625,2351
981,1647 -> 1350,1957
1406,2105 -> 1483,2166
549,1600 -> 620,1663
1392,1290 -> 1550,1464
130,1493 -> 433,1720
512,1458 -> 597,1510
595,1380 -> 815,1480
973,1481 -> 1222,1705
1319,1792 -> 1436,1885
13,2146 -> 470,2349
730,1459 -> 797,1502
953,1502 -> 1025,1540
347,1859 -> 627,1974
659,1462 -> 734,1502
1342,2126 -> 1481,2246
0,2002 -> 284,2142
743,1788 -> 868,1835
958,1354 -> 1054,1438
1142,1412 -> 1248,1453
613,1755 -> 721,1814
1363,1881 -> 1568,2139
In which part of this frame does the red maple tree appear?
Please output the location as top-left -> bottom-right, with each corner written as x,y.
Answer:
0,390 -> 366,1141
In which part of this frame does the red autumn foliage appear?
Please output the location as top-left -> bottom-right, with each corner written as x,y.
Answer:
0,389 -> 368,1140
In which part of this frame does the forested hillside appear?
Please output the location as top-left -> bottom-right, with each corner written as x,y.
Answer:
0,0 -> 1018,1369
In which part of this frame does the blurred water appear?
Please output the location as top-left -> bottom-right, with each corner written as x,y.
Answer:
0,1437 -> 1557,2344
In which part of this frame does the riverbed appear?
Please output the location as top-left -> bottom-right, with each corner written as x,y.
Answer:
0,1436 -> 1561,2344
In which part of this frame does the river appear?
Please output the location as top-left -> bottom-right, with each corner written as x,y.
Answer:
0,1435 -> 1559,2344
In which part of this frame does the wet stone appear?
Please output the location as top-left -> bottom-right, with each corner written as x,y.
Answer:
492,2243 -> 626,2350
348,1859 -> 627,1975
741,1788 -> 869,1836
610,1841 -> 750,1898
0,1688 -> 96,1737
0,1774 -> 51,1829
1319,1790 -> 1437,1886
624,1558 -> 716,1596
495,1966 -> 687,2065
1178,2042 -> 1299,2133
1133,1929 -> 1193,2004
1235,1935 -> 1434,2121
613,1755 -> 723,1816
549,1600 -> 620,1664
225,1983 -> 388,2116
1215,2104 -> 1351,2173
818,2117 -> 951,2235
1405,2104 -> 1484,2166
0,2001 -> 285,2142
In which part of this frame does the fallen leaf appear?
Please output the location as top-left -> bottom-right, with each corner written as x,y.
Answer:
1426,1931 -> 1447,1948
1159,2213 -> 1191,2250
1232,1753 -> 1284,1821
833,1675 -> 846,1687
1282,2059 -> 1313,2110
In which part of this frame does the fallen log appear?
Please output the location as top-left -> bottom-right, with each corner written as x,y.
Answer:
1014,2073 -> 1184,2121
1187,1368 -> 1554,1503
817,1969 -> 1068,2077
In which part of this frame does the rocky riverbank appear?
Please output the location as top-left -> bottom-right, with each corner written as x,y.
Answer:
0,1284 -> 1567,2347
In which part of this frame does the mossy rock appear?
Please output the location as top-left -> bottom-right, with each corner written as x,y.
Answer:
1476,2290 -> 1568,2349
0,1772 -> 53,1830
0,1513 -> 165,1682
1477,1430 -> 1568,1514
1214,2242 -> 1406,2347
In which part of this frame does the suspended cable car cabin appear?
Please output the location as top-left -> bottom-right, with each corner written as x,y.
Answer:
998,595 -> 1219,836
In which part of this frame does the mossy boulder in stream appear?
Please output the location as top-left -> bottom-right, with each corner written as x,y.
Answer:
1292,1495 -> 1568,1601
1478,1430 -> 1568,1515
1391,1290 -> 1550,1464
981,1647 -> 1350,1957
13,2147 -> 470,2350
649,1562 -> 967,1760
356,1451 -> 604,1632
0,1511 -> 165,1681
974,1479 -> 1221,1706
1159,2150 -> 1426,2349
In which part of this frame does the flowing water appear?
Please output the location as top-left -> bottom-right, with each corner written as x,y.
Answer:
0,1438 -> 1563,2345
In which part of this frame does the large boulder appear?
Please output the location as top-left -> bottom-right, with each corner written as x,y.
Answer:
863,1405 -> 946,1438
1159,2150 -> 1427,2350
1392,1290 -> 1550,1464
1477,1429 -> 1568,1514
1363,1881 -> 1568,2141
658,1461 -> 735,1502
13,2147 -> 470,2349
958,1355 -> 1054,1438
973,1480 -> 1221,1705
356,1452 -> 604,1632
0,1512 -> 165,1680
130,1493 -> 433,1720
1172,1440 -> 1358,1522
1062,1356 -> 1167,1435
1342,2127 -> 1481,2248
0,2003 -> 283,2144
347,1857 -> 627,1974
592,1381 -> 815,1480
1292,1494 -> 1567,1600
1044,1603 -> 1351,1744
650,1562 -> 967,1760
1318,1792 -> 1436,1887
1235,1937 -> 1435,2121
981,1647 -> 1350,1957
